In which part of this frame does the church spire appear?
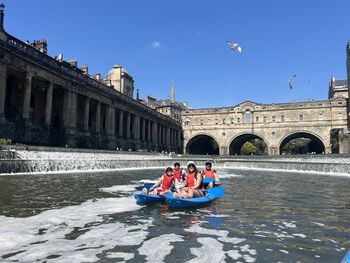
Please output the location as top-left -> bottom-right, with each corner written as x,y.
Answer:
170,80 -> 175,101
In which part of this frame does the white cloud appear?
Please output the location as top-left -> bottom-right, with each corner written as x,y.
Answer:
151,41 -> 161,49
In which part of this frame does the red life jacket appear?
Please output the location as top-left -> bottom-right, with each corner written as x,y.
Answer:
204,169 -> 216,179
161,174 -> 174,190
186,172 -> 196,188
173,168 -> 183,182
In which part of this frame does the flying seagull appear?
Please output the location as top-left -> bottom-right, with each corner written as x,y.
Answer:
288,74 -> 296,89
226,40 -> 242,53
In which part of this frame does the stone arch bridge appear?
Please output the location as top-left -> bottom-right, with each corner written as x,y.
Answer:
182,98 -> 348,155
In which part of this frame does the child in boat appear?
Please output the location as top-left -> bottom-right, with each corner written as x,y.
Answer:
144,166 -> 176,196
176,161 -> 204,198
173,161 -> 186,189
201,161 -> 221,189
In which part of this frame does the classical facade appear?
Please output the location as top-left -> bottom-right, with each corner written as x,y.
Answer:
0,6 -> 182,152
182,42 -> 350,155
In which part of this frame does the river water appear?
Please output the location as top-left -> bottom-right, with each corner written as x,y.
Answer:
0,168 -> 349,262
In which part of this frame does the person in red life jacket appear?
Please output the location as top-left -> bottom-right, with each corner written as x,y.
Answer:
147,166 -> 175,196
173,162 -> 186,188
202,161 -> 221,188
177,161 -> 204,198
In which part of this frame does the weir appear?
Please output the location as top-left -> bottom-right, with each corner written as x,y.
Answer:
1,145 -> 350,175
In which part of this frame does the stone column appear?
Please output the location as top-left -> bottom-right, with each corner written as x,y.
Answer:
110,107 -> 115,136
118,110 -> 123,137
22,72 -> 33,120
44,81 -> 53,125
133,115 -> 140,140
141,118 -> 146,141
177,130 -> 181,149
70,92 -> 77,128
147,120 -> 151,142
153,122 -> 158,143
106,106 -> 111,135
0,63 -> 7,122
63,90 -> 70,126
126,112 -> 131,138
84,97 -> 90,131
166,127 -> 170,145
96,101 -> 101,133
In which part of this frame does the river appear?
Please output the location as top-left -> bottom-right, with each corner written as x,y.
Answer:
0,168 -> 349,262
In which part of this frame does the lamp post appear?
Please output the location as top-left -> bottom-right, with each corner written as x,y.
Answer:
0,3 -> 4,30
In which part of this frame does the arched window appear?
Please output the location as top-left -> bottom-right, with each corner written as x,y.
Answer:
244,110 -> 251,123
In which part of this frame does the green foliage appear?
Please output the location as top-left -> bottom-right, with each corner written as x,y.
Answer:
241,141 -> 257,155
282,138 -> 310,154
0,138 -> 12,145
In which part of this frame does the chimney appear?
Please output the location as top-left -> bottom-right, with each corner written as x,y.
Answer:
95,73 -> 101,80
0,3 -> 4,30
81,64 -> 89,75
68,59 -> 77,68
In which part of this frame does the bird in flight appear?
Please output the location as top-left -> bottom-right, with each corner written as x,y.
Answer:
226,40 -> 242,53
288,74 -> 296,89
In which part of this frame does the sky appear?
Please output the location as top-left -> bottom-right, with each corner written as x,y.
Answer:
2,0 -> 350,108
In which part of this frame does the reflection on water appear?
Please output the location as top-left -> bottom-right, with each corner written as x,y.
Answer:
0,169 -> 349,262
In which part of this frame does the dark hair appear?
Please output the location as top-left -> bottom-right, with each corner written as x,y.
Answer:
174,162 -> 180,167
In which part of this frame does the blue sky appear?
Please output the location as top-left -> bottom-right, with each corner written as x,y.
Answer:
3,0 -> 350,108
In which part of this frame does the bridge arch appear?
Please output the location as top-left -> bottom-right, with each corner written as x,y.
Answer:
185,133 -> 220,155
278,131 -> 326,155
229,133 -> 269,155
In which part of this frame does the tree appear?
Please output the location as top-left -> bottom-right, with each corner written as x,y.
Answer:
241,141 -> 257,155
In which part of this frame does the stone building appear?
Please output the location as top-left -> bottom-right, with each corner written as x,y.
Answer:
182,44 -> 350,155
0,5 -> 182,152
140,80 -> 189,122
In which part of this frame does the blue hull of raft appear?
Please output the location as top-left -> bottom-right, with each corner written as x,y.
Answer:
166,187 -> 224,208
341,251 -> 350,263
134,193 -> 173,205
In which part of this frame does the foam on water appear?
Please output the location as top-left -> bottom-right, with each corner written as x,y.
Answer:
99,184 -> 137,194
137,233 -> 183,262
188,237 -> 226,263
106,252 -> 134,260
0,197 -> 145,262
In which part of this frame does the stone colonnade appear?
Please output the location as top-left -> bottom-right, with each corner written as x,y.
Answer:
0,62 -> 182,152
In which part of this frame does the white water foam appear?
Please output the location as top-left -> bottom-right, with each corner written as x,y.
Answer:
188,237 -> 226,263
106,252 -> 134,260
0,197 -> 145,262
138,233 -> 183,262
99,184 -> 137,194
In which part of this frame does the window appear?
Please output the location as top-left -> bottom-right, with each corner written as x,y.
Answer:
263,116 -> 267,123
281,115 -> 285,122
215,119 -> 218,124
255,116 -> 259,122
237,117 -> 241,123
338,112 -> 343,120
231,118 -> 234,124
272,116 -> 276,122
299,114 -> 303,121
184,118 -> 191,125
244,110 -> 251,123
200,119 -> 203,125
223,118 -> 226,124
319,113 -> 323,121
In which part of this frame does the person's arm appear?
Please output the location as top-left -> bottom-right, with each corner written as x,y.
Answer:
149,176 -> 162,191
193,172 -> 202,189
213,170 -> 221,184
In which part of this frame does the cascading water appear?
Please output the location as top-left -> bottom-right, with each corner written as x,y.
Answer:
1,146 -> 350,175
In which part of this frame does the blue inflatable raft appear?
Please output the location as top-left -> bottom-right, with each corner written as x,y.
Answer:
134,192 -> 173,205
340,251 -> 350,263
166,187 -> 224,209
